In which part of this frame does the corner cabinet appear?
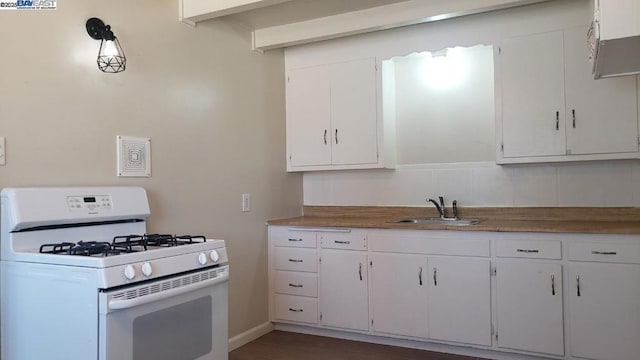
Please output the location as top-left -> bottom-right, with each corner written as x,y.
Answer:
496,26 -> 639,164
286,58 -> 394,172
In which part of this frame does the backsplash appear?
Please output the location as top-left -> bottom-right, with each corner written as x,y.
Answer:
303,161 -> 640,207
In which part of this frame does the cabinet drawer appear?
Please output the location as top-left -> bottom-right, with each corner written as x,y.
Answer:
271,227 -> 317,248
274,294 -> 318,324
568,242 -> 640,264
319,231 -> 367,250
274,271 -> 318,297
274,247 -> 317,272
496,239 -> 562,259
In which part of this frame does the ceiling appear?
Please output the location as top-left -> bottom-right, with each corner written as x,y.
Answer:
179,0 -> 553,50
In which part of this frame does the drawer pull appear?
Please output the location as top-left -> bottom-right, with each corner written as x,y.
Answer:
288,308 -> 303,313
551,274 -> 556,296
288,283 -> 303,288
517,249 -> 540,253
592,251 -> 617,255
358,263 -> 363,281
335,240 -> 351,245
288,259 -> 303,263
433,267 -> 438,286
419,267 -> 423,286
288,238 -> 303,242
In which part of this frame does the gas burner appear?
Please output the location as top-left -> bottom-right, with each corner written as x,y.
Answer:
112,235 -> 147,252
68,241 -> 113,256
144,233 -> 176,247
39,242 -> 75,254
174,235 -> 206,246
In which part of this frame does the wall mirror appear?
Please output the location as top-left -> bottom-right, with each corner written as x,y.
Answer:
382,45 -> 495,165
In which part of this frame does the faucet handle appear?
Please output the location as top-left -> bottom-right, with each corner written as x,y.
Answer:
452,200 -> 458,219
438,196 -> 446,218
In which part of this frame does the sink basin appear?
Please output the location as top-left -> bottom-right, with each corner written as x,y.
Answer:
391,218 -> 480,226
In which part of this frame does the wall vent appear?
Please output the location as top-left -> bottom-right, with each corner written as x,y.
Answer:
117,135 -> 151,177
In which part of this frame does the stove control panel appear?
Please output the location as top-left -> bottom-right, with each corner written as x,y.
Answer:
67,195 -> 112,212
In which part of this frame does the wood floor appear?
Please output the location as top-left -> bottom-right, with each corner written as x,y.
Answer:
229,331 -> 483,360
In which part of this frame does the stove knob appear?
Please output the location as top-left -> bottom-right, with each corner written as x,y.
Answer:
124,265 -> 136,280
209,250 -> 220,262
198,252 -> 208,266
141,262 -> 153,277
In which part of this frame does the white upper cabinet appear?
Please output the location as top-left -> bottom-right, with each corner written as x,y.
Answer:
497,27 -> 639,164
286,58 -> 390,172
286,65 -> 332,168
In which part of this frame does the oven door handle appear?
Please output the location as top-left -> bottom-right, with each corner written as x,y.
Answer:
108,273 -> 228,311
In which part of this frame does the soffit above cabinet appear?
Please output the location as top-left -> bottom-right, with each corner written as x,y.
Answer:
179,0 -> 554,51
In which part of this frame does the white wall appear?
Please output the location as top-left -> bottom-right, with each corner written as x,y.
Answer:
299,0 -> 640,208
304,161 -> 640,207
392,45 -> 495,164
0,0 -> 302,338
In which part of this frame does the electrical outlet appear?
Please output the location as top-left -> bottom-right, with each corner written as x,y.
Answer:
0,137 -> 5,166
242,193 -> 250,212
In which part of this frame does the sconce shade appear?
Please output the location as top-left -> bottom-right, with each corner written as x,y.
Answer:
86,17 -> 126,73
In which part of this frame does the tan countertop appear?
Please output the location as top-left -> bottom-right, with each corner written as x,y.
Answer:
267,206 -> 640,235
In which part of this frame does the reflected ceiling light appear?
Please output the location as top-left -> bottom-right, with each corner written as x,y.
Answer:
85,17 -> 126,73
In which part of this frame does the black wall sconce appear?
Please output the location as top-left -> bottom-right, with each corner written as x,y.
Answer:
85,17 -> 126,73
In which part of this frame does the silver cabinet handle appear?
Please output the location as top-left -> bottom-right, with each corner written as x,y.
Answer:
551,274 -> 556,296
556,111 -> 559,130
358,262 -> 363,281
323,129 -> 327,145
288,238 -> 303,242
419,267 -> 423,286
288,259 -> 303,263
288,308 -> 303,312
592,251 -> 617,255
334,240 -> 351,244
576,275 -> 581,297
517,249 -> 540,253
572,109 -> 576,128
288,283 -> 303,288
433,267 -> 437,286
335,129 -> 339,144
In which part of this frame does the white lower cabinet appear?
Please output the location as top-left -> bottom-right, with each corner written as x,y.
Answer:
568,263 -> 640,360
369,253 -> 428,338
496,260 -> 564,356
269,226 -> 640,360
427,257 -> 492,346
319,249 -> 369,331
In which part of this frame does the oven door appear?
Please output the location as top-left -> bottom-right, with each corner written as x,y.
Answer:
98,266 -> 229,360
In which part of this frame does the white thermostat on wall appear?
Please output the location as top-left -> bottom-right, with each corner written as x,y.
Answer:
117,135 -> 151,177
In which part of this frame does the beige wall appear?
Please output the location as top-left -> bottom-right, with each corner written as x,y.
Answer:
0,0 -> 302,338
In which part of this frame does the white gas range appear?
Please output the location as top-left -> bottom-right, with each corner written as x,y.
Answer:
0,187 -> 229,360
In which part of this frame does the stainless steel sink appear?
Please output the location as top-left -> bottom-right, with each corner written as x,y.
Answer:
391,218 -> 480,226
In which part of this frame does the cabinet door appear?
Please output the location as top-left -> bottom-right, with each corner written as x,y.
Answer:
329,58 -> 378,165
428,257 -> 492,346
286,65 -> 332,167
319,250 -> 369,331
563,26 -> 639,155
496,261 -> 564,356
568,263 -> 640,360
369,253 -> 428,338
500,31 -> 566,158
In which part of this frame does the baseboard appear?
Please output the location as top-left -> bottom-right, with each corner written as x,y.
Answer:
228,321 -> 274,351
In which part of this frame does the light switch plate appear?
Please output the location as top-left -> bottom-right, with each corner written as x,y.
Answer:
242,193 -> 250,212
0,137 -> 5,166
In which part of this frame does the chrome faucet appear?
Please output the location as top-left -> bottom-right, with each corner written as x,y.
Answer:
427,196 -> 459,220
427,198 -> 445,218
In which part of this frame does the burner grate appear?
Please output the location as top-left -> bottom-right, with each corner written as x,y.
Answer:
38,234 -> 208,257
